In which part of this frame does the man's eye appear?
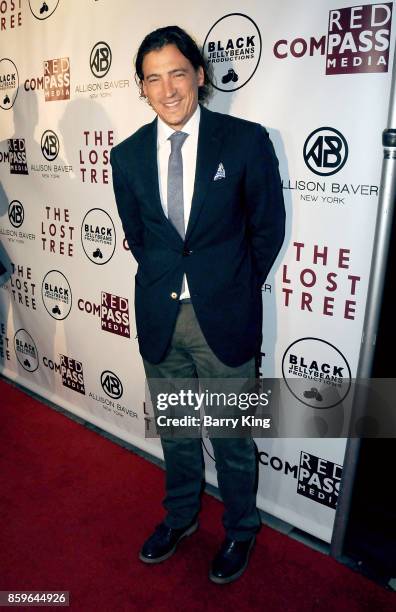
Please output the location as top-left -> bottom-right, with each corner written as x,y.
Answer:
147,77 -> 159,83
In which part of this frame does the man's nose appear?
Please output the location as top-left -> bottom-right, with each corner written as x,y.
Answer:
162,78 -> 176,98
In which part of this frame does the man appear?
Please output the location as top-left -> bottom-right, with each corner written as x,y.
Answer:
110,25 -> 285,584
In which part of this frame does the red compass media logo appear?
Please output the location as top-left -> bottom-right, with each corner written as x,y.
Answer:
60,354 -> 85,394
101,292 -> 130,338
326,3 -> 392,74
44,57 -> 70,101
297,451 -> 342,509
8,138 -> 28,175
273,2 -> 392,75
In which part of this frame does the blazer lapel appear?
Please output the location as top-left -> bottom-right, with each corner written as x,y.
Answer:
185,106 -> 224,241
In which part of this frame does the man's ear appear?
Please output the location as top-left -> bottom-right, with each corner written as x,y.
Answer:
197,66 -> 204,87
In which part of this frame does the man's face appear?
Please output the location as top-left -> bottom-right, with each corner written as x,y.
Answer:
142,43 -> 204,130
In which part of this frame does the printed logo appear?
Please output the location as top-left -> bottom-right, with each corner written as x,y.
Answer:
0,321 -> 11,363
28,0 -> 60,20
60,354 -> 85,394
4,263 -> 37,311
1,202 -> 35,244
297,451 -> 342,509
41,130 -> 59,161
41,206 -> 75,257
81,208 -> 116,264
0,1 -> 22,31
8,200 -> 24,228
303,128 -> 348,176
0,58 -> 19,110
101,292 -> 130,338
101,370 -> 123,400
90,41 -> 112,78
42,355 -> 61,374
283,127 -> 378,206
75,45 -> 129,99
90,371 -> 137,420
41,270 -> 72,320
79,130 -> 113,184
44,57 -> 70,101
203,13 -> 262,92
14,328 -> 39,372
326,3 -> 392,75
273,3 -> 392,75
8,139 -> 28,175
282,337 -> 351,408
282,242 -> 362,321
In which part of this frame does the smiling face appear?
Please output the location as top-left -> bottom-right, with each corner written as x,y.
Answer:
141,43 -> 204,130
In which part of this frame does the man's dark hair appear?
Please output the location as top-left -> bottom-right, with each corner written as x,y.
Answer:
135,25 -> 212,103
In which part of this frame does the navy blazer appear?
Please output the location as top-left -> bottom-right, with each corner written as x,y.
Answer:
110,105 -> 285,366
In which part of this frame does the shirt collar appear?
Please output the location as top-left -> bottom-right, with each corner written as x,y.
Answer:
157,104 -> 201,145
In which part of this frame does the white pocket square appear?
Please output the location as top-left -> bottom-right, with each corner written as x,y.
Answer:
213,162 -> 225,181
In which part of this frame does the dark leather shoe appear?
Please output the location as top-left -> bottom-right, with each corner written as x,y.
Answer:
209,536 -> 255,584
139,520 -> 198,564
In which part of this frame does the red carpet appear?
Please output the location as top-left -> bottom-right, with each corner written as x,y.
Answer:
0,377 -> 394,611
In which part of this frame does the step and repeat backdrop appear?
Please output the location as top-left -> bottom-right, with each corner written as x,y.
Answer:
0,0 -> 394,542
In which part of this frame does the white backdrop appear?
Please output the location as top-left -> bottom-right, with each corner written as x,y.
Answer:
0,0 -> 393,543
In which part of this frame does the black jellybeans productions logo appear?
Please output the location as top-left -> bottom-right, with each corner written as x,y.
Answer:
28,0 -> 60,20
8,200 -> 24,228
303,128 -> 348,176
41,270 -> 72,320
81,208 -> 116,264
282,337 -> 351,409
8,139 -> 28,175
101,292 -> 130,338
0,58 -> 19,110
297,451 -> 342,509
203,13 -> 262,92
14,328 -> 39,372
90,42 -> 112,78
101,370 -> 123,400
41,130 -> 59,161
60,354 -> 85,394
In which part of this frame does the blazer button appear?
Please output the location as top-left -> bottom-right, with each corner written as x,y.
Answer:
183,248 -> 193,256
171,292 -> 178,300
